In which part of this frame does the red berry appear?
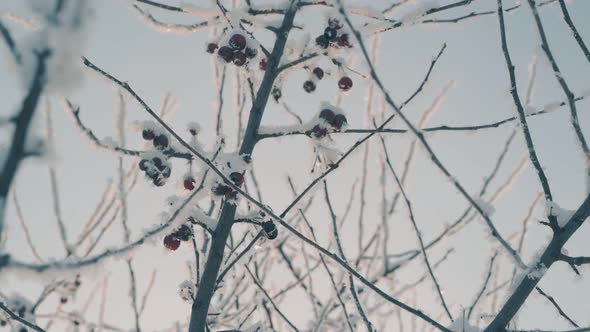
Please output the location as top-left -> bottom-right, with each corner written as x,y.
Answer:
154,135 -> 169,149
311,125 -> 328,138
184,177 -> 196,190
337,34 -> 351,48
233,51 -> 247,66
312,67 -> 324,80
303,80 -> 316,93
229,34 -> 247,50
331,114 -> 347,130
319,109 -> 335,122
262,220 -> 278,240
230,172 -> 244,186
139,159 -> 149,171
206,43 -> 218,54
324,27 -> 337,41
163,235 -> 181,251
142,129 -> 155,140
315,35 -> 329,48
217,46 -> 234,63
338,76 -> 353,91
259,58 -> 267,71
245,47 -> 257,59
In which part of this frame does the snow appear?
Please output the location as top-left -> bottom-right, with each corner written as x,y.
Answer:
543,101 -> 562,113
19,0 -> 94,94
448,316 -> 482,332
524,104 -> 536,116
474,197 -> 495,217
181,4 -> 220,20
399,1 -> 438,24
545,200 -> 575,227
527,263 -> 547,280
178,280 -> 195,302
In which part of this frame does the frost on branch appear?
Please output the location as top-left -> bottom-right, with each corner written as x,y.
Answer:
448,315 -> 482,332
0,294 -> 36,330
20,0 -> 93,93
179,280 -> 195,303
545,200 -> 575,228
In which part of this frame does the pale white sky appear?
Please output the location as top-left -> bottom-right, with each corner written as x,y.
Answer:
1,0 -> 590,331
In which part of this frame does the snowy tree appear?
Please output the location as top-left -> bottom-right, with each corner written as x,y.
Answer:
0,0 -> 589,331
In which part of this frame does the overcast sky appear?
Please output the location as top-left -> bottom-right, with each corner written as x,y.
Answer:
1,0 -> 590,331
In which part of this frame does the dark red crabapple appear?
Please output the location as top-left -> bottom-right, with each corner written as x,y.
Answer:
311,125 -> 328,138
230,172 -> 244,186
184,177 -> 196,190
229,33 -> 247,50
233,52 -> 247,66
245,47 -> 257,59
142,129 -> 155,140
139,159 -> 149,171
319,108 -> 335,122
262,220 -> 278,240
331,114 -> 347,130
338,76 -> 353,91
163,235 -> 181,251
153,134 -> 169,149
217,46 -> 234,63
312,67 -> 324,80
303,80 -> 316,93
324,27 -> 338,41
206,42 -> 218,54
259,58 -> 267,71
337,34 -> 351,48
315,35 -> 329,48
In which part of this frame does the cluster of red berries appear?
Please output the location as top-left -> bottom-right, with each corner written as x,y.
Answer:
139,156 -> 171,187
163,224 -> 193,251
207,33 -> 258,67
302,67 -> 324,93
310,108 -> 348,139
315,19 -> 352,50
142,128 -> 170,150
212,172 -> 244,200
303,67 -> 352,93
